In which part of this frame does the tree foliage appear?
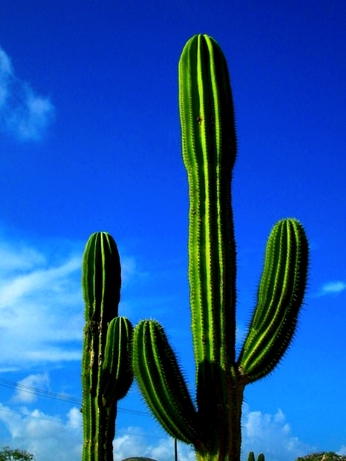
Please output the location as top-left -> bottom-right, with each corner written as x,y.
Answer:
0,447 -> 35,461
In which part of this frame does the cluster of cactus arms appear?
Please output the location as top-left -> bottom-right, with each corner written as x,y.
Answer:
131,34 -> 309,461
248,452 -> 265,461
81,232 -> 133,461
80,34 -> 309,461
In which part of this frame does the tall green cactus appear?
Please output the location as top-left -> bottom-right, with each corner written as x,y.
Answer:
81,232 -> 133,461
132,34 -> 309,461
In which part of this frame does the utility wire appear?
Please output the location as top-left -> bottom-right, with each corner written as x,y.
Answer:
0,378 -> 149,417
0,406 -> 166,441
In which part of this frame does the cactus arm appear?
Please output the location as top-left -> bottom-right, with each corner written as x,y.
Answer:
237,219 -> 309,382
132,320 -> 198,443
101,316 -> 133,405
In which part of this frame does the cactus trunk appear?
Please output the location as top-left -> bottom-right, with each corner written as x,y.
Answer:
81,232 -> 133,461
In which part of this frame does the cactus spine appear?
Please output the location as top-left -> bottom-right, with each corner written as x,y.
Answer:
132,34 -> 309,461
82,232 -> 133,461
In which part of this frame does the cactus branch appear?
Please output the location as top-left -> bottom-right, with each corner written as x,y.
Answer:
133,320 -> 198,443
238,219 -> 309,382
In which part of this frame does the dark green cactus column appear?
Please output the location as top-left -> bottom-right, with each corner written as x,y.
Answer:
132,34 -> 309,461
82,232 -> 133,461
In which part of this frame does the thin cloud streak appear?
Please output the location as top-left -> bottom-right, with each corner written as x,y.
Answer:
316,281 -> 346,297
0,45 -> 54,141
0,234 -> 83,369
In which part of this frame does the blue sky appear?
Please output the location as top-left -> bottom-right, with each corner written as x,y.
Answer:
0,1 -> 345,460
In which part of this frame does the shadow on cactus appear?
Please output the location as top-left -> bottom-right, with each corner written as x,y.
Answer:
131,34 -> 309,461
81,232 -> 133,461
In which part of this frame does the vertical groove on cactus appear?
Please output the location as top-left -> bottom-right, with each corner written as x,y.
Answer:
82,232 -> 133,461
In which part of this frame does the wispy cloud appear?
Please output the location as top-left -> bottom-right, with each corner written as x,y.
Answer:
0,234 -> 83,369
0,46 -> 54,141
317,281 -> 346,297
0,229 -> 142,370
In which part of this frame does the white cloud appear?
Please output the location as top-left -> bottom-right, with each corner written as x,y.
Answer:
113,430 -> 195,461
317,281 -> 346,297
13,373 -> 50,403
0,403 -> 82,461
0,46 -> 54,141
241,404 -> 314,461
0,401 -> 316,461
338,446 -> 346,455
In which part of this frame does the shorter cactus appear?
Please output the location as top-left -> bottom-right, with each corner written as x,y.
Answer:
247,453 -> 265,461
81,232 -> 133,461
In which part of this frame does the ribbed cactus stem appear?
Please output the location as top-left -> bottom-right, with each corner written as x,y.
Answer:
179,33 -> 237,371
179,33 -> 241,460
82,232 -> 133,461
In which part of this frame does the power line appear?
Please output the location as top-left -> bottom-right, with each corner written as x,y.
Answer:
0,406 -> 167,441
0,378 -> 149,417
0,378 -> 80,404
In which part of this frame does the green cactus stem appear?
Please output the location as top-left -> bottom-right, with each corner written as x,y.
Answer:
132,34 -> 309,461
82,232 -> 133,461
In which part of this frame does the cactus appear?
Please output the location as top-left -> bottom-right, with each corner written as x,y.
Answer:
132,34 -> 309,461
81,232 -> 133,461
247,452 -> 265,461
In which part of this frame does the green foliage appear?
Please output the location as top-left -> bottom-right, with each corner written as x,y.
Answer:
0,447 -> 35,461
131,34 -> 309,461
81,232 -> 133,461
296,453 -> 346,461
